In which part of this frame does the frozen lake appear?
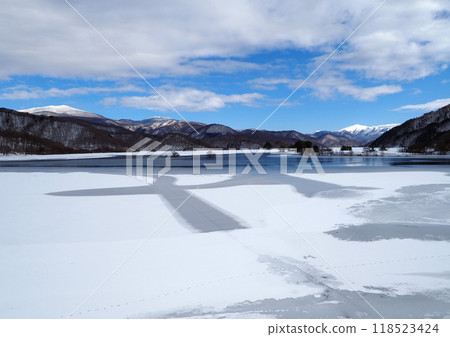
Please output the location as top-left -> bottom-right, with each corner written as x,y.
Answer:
1,152 -> 450,172
0,153 -> 449,318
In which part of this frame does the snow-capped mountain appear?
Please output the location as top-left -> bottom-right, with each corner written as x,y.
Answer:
0,107 -> 145,154
311,123 -> 399,145
19,105 -> 102,119
117,117 -> 206,134
142,118 -> 189,130
15,105 -> 398,148
139,116 -> 173,124
339,124 -> 399,139
19,105 -> 122,126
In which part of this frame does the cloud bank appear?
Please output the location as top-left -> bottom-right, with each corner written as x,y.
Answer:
0,0 -> 448,82
395,98 -> 450,112
116,87 -> 264,112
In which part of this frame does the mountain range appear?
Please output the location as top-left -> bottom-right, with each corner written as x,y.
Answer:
310,123 -> 399,147
2,104 -> 440,154
23,105 -> 396,143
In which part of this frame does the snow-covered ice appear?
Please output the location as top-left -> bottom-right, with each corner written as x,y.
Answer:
0,158 -> 449,318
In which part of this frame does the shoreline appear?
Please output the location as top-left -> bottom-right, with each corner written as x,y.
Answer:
2,147 -> 450,162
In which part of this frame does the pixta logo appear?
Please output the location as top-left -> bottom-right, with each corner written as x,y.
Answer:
126,139 -> 324,185
126,138 -> 172,184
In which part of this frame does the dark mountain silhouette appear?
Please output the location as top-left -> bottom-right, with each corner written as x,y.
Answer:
0,108 -> 207,154
0,108 -> 143,154
1,107 -> 319,153
370,103 -> 450,152
1,104 -> 401,154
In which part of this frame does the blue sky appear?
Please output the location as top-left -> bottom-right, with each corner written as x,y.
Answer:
1,0 -> 450,133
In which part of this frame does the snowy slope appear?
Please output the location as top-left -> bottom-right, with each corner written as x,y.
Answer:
310,124 -> 399,145
119,116 -> 173,125
338,124 -> 399,139
19,105 -> 103,119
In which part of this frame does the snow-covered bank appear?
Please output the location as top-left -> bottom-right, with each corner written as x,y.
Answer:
0,149 -> 285,161
0,167 -> 449,318
1,147 -> 443,162
0,152 -> 125,161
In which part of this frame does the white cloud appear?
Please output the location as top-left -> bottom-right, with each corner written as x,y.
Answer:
248,78 -> 300,90
340,84 -> 403,101
100,97 -> 118,106
0,85 -> 144,100
309,74 -> 403,101
395,98 -> 450,111
2,0 -> 345,78
117,87 -> 264,112
249,73 -> 402,101
332,0 -> 450,81
186,59 -> 262,74
0,0 -> 447,93
0,0 -> 421,79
